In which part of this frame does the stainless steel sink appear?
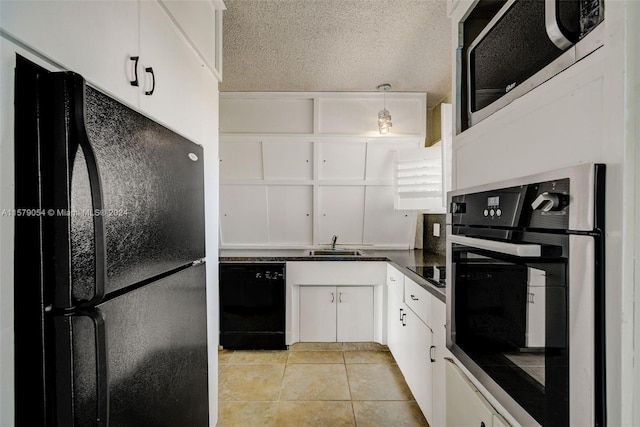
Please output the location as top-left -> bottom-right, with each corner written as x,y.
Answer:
306,249 -> 365,256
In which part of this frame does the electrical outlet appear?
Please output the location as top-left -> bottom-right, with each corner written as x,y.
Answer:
433,223 -> 441,237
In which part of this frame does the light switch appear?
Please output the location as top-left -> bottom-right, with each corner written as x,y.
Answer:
433,223 -> 441,237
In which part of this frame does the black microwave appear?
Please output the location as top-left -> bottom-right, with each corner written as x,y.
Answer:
466,0 -> 604,127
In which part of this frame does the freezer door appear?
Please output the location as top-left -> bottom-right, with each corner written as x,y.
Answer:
15,57 -> 205,308
53,264 -> 208,426
71,84 -> 205,302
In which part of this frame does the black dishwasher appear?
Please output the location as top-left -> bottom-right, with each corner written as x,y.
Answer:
219,263 -> 286,349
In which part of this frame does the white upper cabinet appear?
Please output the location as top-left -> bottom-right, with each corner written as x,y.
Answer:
219,93 -> 427,248
318,186 -> 365,245
317,96 -> 426,136
0,0 -> 222,145
263,141 -> 313,180
317,142 -> 367,180
219,140 -> 264,180
0,0 -> 140,106
267,186 -> 313,245
159,0 -> 225,80
219,185 -> 268,245
363,186 -> 416,245
138,0 -> 206,144
220,97 -> 315,134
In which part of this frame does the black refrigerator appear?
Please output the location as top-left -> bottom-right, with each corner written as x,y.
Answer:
13,56 -> 209,426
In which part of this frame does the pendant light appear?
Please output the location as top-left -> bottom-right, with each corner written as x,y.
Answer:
377,83 -> 392,134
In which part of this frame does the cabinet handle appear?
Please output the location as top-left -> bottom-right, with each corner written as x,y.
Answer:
528,292 -> 535,303
129,56 -> 139,86
390,277 -> 396,282
402,313 -> 407,326
144,67 -> 155,95
330,292 -> 335,303
339,292 -> 343,303
430,345 -> 436,362
410,294 -> 419,301
399,308 -> 404,321
480,423 -> 486,427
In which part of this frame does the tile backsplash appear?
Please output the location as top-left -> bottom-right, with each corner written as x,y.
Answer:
423,214 -> 446,255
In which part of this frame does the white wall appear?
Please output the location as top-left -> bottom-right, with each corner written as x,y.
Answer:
449,1 -> 639,425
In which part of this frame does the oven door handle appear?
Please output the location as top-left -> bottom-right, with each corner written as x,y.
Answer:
449,235 -> 542,257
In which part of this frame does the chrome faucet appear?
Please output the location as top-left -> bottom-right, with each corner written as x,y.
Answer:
331,234 -> 338,250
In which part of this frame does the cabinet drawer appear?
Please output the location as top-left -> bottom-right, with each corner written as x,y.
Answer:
404,277 -> 431,328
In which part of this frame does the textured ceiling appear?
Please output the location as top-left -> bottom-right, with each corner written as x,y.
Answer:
221,0 -> 452,108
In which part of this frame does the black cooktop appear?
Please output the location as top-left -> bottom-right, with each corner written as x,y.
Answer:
407,265 -> 446,288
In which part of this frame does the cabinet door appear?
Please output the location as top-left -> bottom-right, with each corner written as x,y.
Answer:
336,286 -> 374,342
263,141 -> 313,180
318,186 -> 365,245
386,266 -> 405,364
317,142 -> 366,180
219,185 -> 268,245
404,309 -> 434,423
0,0 -> 139,106
363,186 -> 416,246
219,140 -> 264,180
299,287 -> 337,342
431,327 -> 447,427
267,186 -> 313,245
139,0 -> 205,143
159,0 -> 222,78
446,360 -> 495,427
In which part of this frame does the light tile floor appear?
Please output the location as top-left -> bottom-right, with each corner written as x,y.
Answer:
217,342 -> 429,426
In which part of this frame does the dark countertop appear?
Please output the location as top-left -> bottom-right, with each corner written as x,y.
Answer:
219,249 -> 446,302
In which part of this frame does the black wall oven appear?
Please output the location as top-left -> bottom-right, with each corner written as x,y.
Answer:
447,164 -> 605,426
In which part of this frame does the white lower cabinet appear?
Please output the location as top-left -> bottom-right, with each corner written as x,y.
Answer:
386,264 -> 447,426
403,308 -> 434,423
446,359 -> 511,427
299,286 -> 374,342
386,267 -> 405,366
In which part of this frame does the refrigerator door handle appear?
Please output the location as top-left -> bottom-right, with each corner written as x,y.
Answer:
77,309 -> 110,427
70,74 -> 107,307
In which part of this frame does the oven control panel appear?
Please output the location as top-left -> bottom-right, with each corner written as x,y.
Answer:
451,178 -> 570,230
451,188 -> 526,227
